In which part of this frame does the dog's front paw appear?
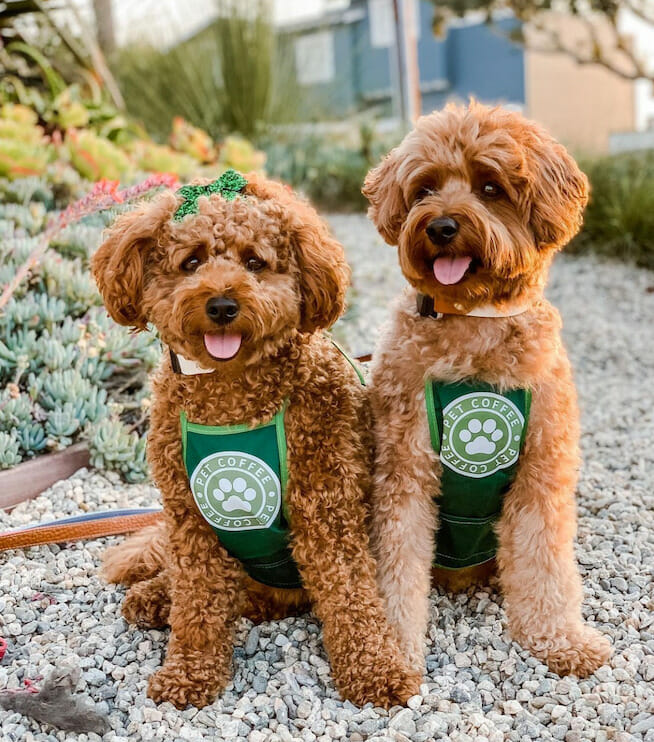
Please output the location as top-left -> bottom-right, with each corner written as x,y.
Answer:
346,661 -> 422,709
122,582 -> 170,628
148,662 -> 225,709
521,624 -> 612,678
338,642 -> 423,709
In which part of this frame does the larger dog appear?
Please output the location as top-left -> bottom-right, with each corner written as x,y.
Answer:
92,172 -> 420,708
363,102 -> 612,677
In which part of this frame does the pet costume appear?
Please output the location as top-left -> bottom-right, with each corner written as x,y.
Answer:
418,294 -> 531,569
175,345 -> 364,589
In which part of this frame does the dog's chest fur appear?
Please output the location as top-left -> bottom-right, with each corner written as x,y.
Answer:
374,289 -> 564,395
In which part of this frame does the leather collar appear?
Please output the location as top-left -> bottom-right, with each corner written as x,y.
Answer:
416,292 -> 531,320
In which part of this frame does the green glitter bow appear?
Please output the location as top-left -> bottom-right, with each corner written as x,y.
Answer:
173,169 -> 247,221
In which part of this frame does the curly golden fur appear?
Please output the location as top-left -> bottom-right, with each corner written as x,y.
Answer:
363,102 -> 612,677
93,173 -> 420,709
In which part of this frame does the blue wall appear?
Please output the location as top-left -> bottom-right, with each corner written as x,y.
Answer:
284,1 -> 524,119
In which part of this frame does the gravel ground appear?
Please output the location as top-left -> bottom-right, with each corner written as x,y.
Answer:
1,214 -> 653,742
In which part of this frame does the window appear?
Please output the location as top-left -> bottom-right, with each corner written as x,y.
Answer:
368,0 -> 420,48
369,0 -> 394,47
294,30 -> 335,85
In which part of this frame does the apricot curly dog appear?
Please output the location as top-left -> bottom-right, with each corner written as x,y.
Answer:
363,102 -> 612,677
92,171 -> 420,709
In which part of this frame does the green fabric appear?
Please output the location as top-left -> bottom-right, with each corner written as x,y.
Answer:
173,169 -> 247,221
329,338 -> 366,386
181,405 -> 302,589
425,380 -> 531,569
180,342 -> 364,589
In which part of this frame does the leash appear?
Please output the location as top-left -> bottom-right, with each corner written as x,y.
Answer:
0,509 -> 163,552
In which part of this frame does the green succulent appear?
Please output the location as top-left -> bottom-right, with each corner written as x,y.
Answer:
0,391 -> 33,429
87,418 -> 148,483
16,422 -> 48,455
45,402 -> 81,449
0,430 -> 22,469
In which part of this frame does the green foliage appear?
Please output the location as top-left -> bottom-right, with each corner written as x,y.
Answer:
570,151 -> 654,270
65,129 -> 132,181
0,187 -> 158,478
264,125 -> 401,211
0,430 -> 22,469
113,0 -> 299,141
88,418 -> 148,483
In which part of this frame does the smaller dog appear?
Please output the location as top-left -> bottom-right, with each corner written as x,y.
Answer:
363,102 -> 612,677
93,171 -> 420,708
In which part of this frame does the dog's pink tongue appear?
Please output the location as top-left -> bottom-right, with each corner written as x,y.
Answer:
433,256 -> 472,285
204,333 -> 242,360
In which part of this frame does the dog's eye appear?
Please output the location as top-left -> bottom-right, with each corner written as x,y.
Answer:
414,187 -> 432,203
181,255 -> 202,273
481,182 -> 503,199
246,257 -> 267,273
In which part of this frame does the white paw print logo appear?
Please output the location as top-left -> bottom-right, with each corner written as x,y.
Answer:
459,417 -> 504,456
213,477 -> 257,513
440,392 -> 526,478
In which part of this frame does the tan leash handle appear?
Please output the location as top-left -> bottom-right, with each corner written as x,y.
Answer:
0,510 -> 163,552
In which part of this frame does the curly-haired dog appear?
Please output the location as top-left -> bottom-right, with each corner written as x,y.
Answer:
92,172 -> 420,709
362,102 -> 612,677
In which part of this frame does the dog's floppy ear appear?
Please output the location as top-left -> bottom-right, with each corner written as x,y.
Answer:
528,137 -> 589,251
291,209 -> 350,334
92,196 -> 173,330
362,147 -> 407,246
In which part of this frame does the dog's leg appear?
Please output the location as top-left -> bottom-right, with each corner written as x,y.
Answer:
368,374 -> 439,674
122,570 -> 171,628
102,520 -> 167,585
289,487 -> 422,706
285,404 -> 422,707
497,360 -> 612,677
145,511 -> 245,709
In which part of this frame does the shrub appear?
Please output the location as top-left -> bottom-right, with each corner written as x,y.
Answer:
571,151 -> 654,270
264,124 -> 402,211
113,0 -> 298,142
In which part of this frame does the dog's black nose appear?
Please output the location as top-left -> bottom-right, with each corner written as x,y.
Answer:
426,217 -> 459,245
206,296 -> 240,325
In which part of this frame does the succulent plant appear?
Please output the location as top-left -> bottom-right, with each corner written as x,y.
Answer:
128,140 -> 198,179
0,93 -> 264,480
0,430 -> 22,469
88,418 -> 148,483
65,129 -> 132,181
0,137 -> 52,179
169,117 -> 217,164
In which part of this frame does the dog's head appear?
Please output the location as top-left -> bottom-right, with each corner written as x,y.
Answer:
363,102 -> 588,310
92,173 -> 349,368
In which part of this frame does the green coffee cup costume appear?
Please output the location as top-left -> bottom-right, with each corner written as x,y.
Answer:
181,404 -> 303,588
181,353 -> 364,589
425,380 -> 531,569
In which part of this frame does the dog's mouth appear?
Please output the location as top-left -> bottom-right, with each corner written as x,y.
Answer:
432,255 -> 473,285
204,332 -> 243,361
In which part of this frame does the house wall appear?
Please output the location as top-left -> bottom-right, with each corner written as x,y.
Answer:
285,0 -> 526,119
524,14 -> 635,153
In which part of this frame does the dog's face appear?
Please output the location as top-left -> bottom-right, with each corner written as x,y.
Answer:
363,102 -> 589,309
92,174 -> 349,368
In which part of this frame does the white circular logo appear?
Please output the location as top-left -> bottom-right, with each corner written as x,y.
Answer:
190,451 -> 281,531
440,392 -> 525,478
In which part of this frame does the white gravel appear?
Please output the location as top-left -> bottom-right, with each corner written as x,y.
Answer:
1,214 -> 653,742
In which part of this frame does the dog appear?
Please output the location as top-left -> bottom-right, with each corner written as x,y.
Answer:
92,171 -> 420,709
362,102 -> 612,677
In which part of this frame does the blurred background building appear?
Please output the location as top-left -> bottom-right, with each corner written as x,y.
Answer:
93,0 -> 653,153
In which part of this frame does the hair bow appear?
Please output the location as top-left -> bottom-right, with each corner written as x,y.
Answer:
173,169 -> 247,221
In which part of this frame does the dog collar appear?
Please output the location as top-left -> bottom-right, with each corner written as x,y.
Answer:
416,293 -> 531,319
169,349 -> 214,375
